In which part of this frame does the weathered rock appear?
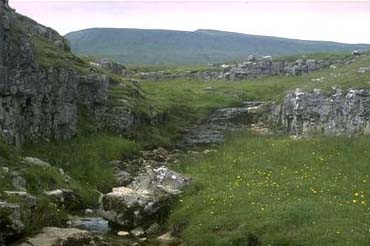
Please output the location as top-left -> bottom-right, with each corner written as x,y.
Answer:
0,166 -> 8,177
269,89 -> 370,136
156,231 -> 182,246
3,191 -> 37,208
10,173 -> 27,191
130,226 -> 145,237
16,227 -> 94,246
145,223 -> 160,235
100,166 -> 191,228
100,105 -> 135,134
84,208 -> 94,215
358,67 -> 370,73
180,105 -> 265,147
352,50 -> 365,56
0,201 -> 24,243
44,188 -> 82,210
0,2 -> 143,146
22,157 -> 51,168
117,231 -> 129,237
97,59 -> 127,76
115,170 -> 133,186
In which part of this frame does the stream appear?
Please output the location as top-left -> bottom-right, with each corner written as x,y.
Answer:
67,104 -> 262,245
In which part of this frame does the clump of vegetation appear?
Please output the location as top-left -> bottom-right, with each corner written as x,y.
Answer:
22,135 -> 140,206
170,133 -> 370,245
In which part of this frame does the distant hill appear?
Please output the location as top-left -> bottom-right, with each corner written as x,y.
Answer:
65,28 -> 369,66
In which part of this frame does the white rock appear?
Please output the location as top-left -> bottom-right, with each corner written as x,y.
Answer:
117,231 -> 129,237
22,157 -> 51,167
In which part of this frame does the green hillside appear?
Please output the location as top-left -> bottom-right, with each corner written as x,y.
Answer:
65,28 -> 369,66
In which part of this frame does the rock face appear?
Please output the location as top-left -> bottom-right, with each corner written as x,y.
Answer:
0,201 -> 25,244
0,3 -> 78,146
270,89 -> 370,136
97,59 -> 127,76
17,227 -> 94,246
100,166 -> 191,229
0,0 -> 8,7
0,2 -> 135,146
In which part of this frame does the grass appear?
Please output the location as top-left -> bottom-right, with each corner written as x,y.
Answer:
140,53 -> 370,104
127,53 -> 370,146
170,133 -> 370,245
22,135 -> 140,206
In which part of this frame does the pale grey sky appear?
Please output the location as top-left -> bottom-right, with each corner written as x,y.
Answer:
10,0 -> 370,44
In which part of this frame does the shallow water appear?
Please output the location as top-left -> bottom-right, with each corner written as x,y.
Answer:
67,216 -> 161,246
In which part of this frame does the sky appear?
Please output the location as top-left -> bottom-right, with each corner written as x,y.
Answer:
10,0 -> 370,44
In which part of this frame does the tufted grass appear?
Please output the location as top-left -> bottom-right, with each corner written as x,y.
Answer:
170,133 -> 370,246
22,135 -> 140,207
140,53 -> 370,106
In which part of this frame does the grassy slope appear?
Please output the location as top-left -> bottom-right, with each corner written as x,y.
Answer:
170,134 -> 370,245
135,55 -> 370,245
140,54 -> 370,113
65,28 -> 369,66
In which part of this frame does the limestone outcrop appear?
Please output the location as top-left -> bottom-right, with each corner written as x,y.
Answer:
0,1 -> 136,147
134,56 -> 354,81
100,166 -> 191,229
269,89 -> 370,136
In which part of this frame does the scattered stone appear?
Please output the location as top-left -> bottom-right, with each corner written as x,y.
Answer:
11,174 -> 27,192
139,237 -> 147,242
358,67 -> 370,73
97,58 -> 127,76
130,227 -> 145,237
84,208 -> 94,215
134,56 -> 354,81
141,147 -> 169,162
17,227 -> 94,246
146,223 -> 160,235
115,170 -> 133,186
0,166 -> 9,174
352,50 -> 364,56
44,188 -> 82,210
4,191 -> 37,208
117,231 -> 129,237
22,157 -> 51,168
156,231 -> 181,245
58,168 -> 72,183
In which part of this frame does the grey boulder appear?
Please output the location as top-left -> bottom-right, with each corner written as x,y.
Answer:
100,166 -> 191,228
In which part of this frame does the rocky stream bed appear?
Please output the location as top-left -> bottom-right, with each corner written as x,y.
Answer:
6,87 -> 370,245
66,103 -> 263,246
18,103 -> 263,246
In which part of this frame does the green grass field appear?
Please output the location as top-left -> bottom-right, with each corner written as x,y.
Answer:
170,134 -> 370,245
132,55 -> 370,245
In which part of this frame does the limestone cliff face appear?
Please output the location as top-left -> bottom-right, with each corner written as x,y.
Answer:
0,1 -> 117,146
270,89 -> 370,136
